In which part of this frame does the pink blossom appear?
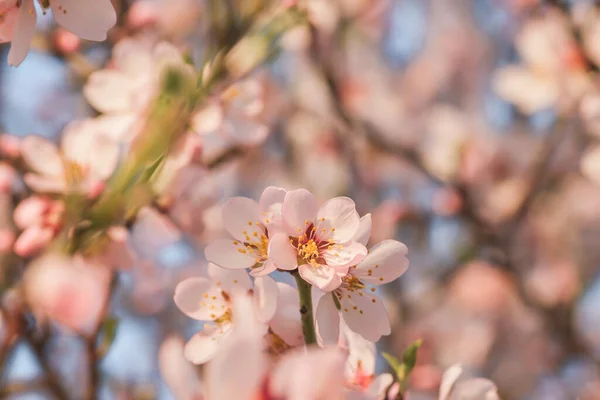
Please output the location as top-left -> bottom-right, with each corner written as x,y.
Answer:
21,122 -> 119,196
315,223 -> 409,342
23,254 -> 111,336
2,0 -> 116,66
192,79 -> 269,148
269,189 -> 367,290
204,186 -> 287,277
84,37 -> 193,142
13,196 -> 64,257
438,365 -> 499,400
174,263 -> 278,364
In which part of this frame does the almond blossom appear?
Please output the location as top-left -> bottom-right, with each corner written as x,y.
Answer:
23,254 -> 111,336
21,121 -> 119,196
173,263 -> 278,364
268,189 -> 367,290
204,186 -> 287,277
13,195 -> 64,257
1,0 -> 116,66
83,37 -> 193,143
315,214 -> 409,342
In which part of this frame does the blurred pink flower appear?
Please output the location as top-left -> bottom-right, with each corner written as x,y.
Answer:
158,335 -> 203,400
269,189 -> 367,290
13,196 -> 63,257
84,37 -> 192,142
127,0 -> 202,39
205,186 -> 287,277
24,254 -> 111,336
2,0 -> 116,66
192,79 -> 269,148
21,122 -> 119,196
174,263 -> 278,364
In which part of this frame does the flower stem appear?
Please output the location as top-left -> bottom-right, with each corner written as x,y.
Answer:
291,270 -> 317,346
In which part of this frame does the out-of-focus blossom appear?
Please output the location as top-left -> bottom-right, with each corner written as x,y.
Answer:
127,0 -> 202,39
205,186 -> 287,277
1,0 -> 116,66
316,220 -> 408,342
192,79 -> 269,148
13,196 -> 63,257
269,189 -> 367,290
438,364 -> 499,400
21,122 -> 119,196
493,9 -> 590,114
84,37 -> 192,142
158,335 -> 203,400
204,293 -> 347,400
581,145 -> 600,185
174,263 -> 278,364
24,254 -> 111,336
342,323 -> 394,399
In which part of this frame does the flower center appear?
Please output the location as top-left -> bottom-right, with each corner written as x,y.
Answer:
299,239 -> 319,260
341,274 -> 365,292
234,221 -> 270,265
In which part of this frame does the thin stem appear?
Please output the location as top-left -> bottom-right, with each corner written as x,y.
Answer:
291,270 -> 317,346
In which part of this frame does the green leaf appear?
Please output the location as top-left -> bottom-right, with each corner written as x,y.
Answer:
97,317 -> 120,358
401,338 -> 423,376
382,352 -> 402,375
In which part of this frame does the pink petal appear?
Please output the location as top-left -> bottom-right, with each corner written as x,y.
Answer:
323,241 -> 367,268
343,322 -> 377,376
253,276 -> 279,323
21,136 -> 63,177
270,348 -> 347,400
222,196 -> 263,242
191,103 -> 224,135
447,378 -> 499,400
7,0 -> 36,67
249,259 -> 277,277
0,6 -> 18,43
352,214 -> 372,246
339,291 -> 390,342
259,186 -> 287,210
270,283 -> 304,346
173,278 -> 228,321
23,173 -> 65,193
205,239 -> 257,270
268,233 -> 298,271
316,197 -> 360,243
315,293 -> 340,346
50,0 -> 116,41
159,335 -> 203,400
439,365 -> 464,400
298,264 -> 337,290
84,70 -> 139,113
282,189 -> 318,234
13,196 -> 48,230
207,262 -> 252,293
13,226 -> 54,257
184,325 -> 231,365
224,117 -> 269,146
353,240 -> 409,285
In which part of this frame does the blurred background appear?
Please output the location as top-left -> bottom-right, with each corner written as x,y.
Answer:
3,0 -> 600,399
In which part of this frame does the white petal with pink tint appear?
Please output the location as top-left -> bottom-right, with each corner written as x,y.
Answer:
207,262 -> 252,293
270,283 -> 304,346
367,373 -> 394,399
159,335 -> 203,400
439,365 -> 463,400
21,136 -> 63,177
7,0 -> 36,67
352,214 -> 372,246
23,174 -> 66,193
268,233 -> 298,270
249,259 -> 277,277
50,0 -> 116,41
184,324 -> 231,365
222,197 -> 262,241
317,197 -> 360,243
323,241 -> 367,268
174,277 -> 227,321
339,292 -> 390,342
14,226 -> 54,257
0,6 -> 18,44
316,293 -> 340,346
353,240 -> 409,285
253,276 -> 279,323
299,263 -> 338,290
282,189 -> 319,233
259,186 -> 287,210
205,239 -> 257,270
